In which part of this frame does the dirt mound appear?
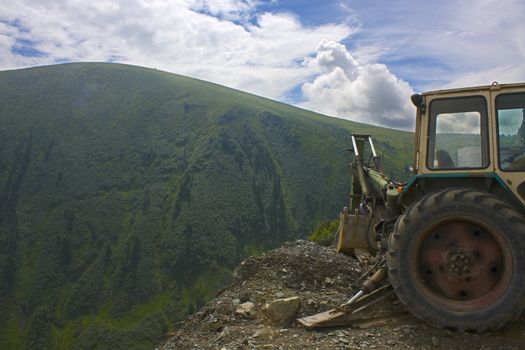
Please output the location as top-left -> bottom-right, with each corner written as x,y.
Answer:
159,240 -> 525,350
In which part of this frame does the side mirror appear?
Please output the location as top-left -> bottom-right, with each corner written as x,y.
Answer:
411,94 -> 423,107
411,94 -> 425,114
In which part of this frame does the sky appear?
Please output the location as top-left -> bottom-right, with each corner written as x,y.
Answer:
1,0 -> 524,130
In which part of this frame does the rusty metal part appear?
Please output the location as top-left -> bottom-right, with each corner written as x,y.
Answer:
350,285 -> 395,314
341,264 -> 387,307
413,218 -> 512,311
298,265 -> 390,328
340,265 -> 388,307
357,258 -> 383,283
361,266 -> 387,294
336,207 -> 378,254
297,284 -> 394,328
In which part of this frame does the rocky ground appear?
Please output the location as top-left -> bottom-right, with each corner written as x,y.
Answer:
158,240 -> 525,350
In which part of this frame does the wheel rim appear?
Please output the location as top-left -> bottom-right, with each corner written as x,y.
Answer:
412,216 -> 513,312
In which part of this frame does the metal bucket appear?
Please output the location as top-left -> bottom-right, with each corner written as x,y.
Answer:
336,207 -> 377,255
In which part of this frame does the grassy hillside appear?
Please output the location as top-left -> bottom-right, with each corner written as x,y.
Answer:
0,63 -> 413,349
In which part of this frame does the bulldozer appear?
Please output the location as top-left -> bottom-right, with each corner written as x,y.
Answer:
299,82 -> 525,332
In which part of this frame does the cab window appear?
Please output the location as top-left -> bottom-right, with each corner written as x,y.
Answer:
427,96 -> 489,170
497,93 -> 525,171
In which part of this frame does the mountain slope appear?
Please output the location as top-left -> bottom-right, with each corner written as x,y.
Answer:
0,63 -> 413,349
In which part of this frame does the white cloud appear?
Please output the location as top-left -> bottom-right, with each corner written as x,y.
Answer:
342,0 -> 525,91
309,40 -> 358,78
300,40 -> 415,129
0,0 -> 353,101
190,0 -> 258,20
442,64 -> 525,89
436,112 -> 481,134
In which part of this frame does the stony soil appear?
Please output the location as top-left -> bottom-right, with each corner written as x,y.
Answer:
158,240 -> 525,350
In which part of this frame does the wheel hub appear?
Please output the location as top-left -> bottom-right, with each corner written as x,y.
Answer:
417,220 -> 507,303
444,249 -> 473,277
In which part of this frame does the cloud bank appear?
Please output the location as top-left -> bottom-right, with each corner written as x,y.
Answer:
3,0 -> 523,130
348,0 -> 525,91
0,0 -> 419,129
0,0 -> 352,101
301,40 -> 415,129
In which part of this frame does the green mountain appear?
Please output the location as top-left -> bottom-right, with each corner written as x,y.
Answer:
0,63 -> 413,349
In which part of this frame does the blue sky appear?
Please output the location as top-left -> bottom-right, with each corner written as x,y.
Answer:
1,0 -> 524,129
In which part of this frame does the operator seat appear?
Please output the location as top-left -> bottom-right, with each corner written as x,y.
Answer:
436,149 -> 455,168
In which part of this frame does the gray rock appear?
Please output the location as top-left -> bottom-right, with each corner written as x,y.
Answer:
252,327 -> 271,338
263,296 -> 301,326
235,302 -> 255,318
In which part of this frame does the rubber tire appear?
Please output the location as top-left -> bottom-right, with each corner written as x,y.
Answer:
387,188 -> 525,332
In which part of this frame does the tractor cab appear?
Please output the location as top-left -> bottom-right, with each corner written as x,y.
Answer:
409,82 -> 525,208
